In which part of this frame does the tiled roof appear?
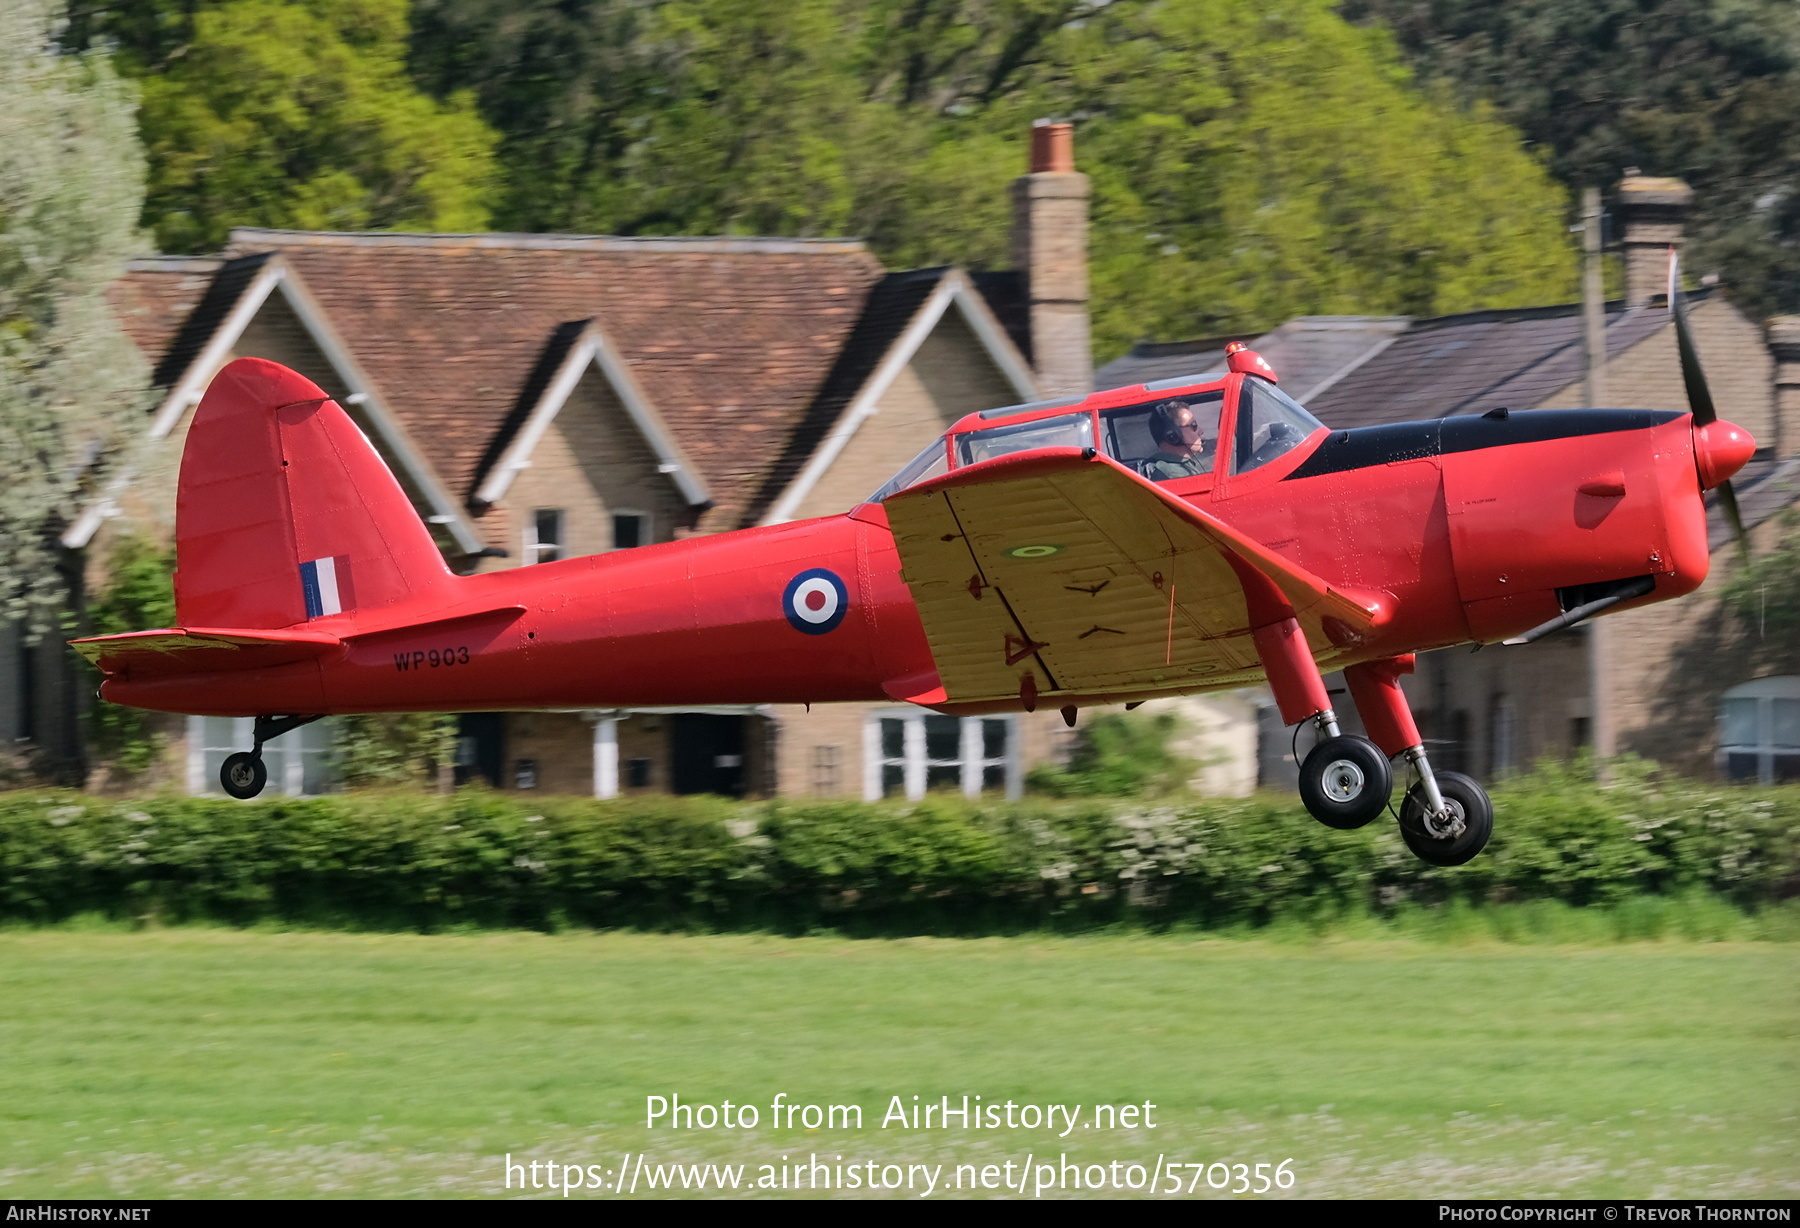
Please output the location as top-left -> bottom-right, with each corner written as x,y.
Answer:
971,271 -> 1031,362
149,253 -> 273,388
739,267 -> 949,526
1712,453 -> 1800,550
1255,316 -> 1414,401
107,256 -> 224,374
1307,299 -> 1680,430
469,319 -> 590,505
222,229 -> 888,529
1094,318 -> 1418,397
1094,335 -> 1245,390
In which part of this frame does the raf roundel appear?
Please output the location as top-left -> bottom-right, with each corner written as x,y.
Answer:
783,568 -> 849,635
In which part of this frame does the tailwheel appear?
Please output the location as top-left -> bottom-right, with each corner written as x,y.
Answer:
220,751 -> 268,800
1398,770 -> 1492,866
1298,735 -> 1392,830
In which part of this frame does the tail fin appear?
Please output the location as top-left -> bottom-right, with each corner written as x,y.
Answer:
176,358 -> 455,629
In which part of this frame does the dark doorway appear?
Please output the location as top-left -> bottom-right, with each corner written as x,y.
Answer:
455,713 -> 505,787
671,714 -> 746,796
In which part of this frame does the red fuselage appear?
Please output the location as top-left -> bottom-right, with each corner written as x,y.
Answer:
103,373 -> 1730,719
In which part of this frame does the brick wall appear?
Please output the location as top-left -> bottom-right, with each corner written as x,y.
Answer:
788,313 -> 1019,522
490,369 -> 696,568
1534,297 -> 1774,450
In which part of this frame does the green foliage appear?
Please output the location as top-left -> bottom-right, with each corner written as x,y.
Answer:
1027,711 -> 1196,797
402,0 -> 1576,353
84,536 -> 176,774
333,713 -> 456,787
1721,508 -> 1800,634
1,762 -> 1792,932
1041,0 -> 1580,354
118,0 -> 502,252
0,0 -> 151,636
1340,0 -> 1800,320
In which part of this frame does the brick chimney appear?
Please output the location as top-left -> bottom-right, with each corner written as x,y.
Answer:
1011,121 -> 1092,396
1616,170 -> 1694,307
1765,316 -> 1800,458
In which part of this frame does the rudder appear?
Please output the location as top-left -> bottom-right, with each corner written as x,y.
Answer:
176,358 -> 455,628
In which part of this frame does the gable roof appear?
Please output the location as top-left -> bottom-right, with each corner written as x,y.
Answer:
739,268 -> 948,526
470,318 -> 711,509
1098,295 -> 1719,434
1307,299 -> 1681,429
750,267 -> 1038,525
220,229 -> 888,530
107,257 -> 223,374
1093,317 -> 1413,402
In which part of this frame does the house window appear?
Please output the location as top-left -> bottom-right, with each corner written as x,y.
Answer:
865,712 -> 1017,800
188,716 -> 337,796
16,628 -> 36,742
811,744 -> 841,794
612,511 -> 648,550
524,509 -> 563,563
1718,677 -> 1800,784
626,757 -> 652,788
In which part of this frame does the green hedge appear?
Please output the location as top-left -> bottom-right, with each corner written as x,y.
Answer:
1,761 -> 1795,933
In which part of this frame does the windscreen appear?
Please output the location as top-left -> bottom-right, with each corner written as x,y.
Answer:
869,438 -> 950,502
1232,379 -> 1324,474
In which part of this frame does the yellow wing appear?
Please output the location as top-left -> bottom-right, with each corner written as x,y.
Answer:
883,449 -> 1387,709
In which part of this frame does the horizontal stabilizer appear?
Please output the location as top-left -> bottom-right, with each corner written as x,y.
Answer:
72,626 -> 342,678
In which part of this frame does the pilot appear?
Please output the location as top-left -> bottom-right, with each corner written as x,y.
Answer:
1136,399 -> 1213,481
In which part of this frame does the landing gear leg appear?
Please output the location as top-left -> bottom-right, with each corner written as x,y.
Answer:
1344,656 -> 1492,865
218,714 -> 323,799
1396,755 -> 1493,866
1252,615 -> 1391,829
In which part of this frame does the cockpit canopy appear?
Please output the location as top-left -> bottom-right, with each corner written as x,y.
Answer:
868,365 -> 1325,504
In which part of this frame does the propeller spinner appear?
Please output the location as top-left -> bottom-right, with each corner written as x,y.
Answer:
1667,249 -> 1754,558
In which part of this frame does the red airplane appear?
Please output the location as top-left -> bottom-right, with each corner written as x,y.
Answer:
74,259 -> 1756,865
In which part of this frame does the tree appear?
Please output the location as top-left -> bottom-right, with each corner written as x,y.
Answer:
408,0 -> 666,233
84,0 -> 504,252
0,0 -> 151,640
1722,509 -> 1800,637
1339,0 -> 1800,321
84,535 -> 176,775
405,0 -> 1578,354
1027,710 -> 1197,797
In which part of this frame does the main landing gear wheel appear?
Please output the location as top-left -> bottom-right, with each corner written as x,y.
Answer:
1298,736 -> 1392,830
220,752 -> 267,800
1398,770 -> 1493,866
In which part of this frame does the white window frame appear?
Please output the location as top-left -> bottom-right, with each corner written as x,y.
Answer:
187,715 -> 338,797
1718,676 -> 1800,785
862,710 -> 1020,801
523,507 -> 564,564
610,509 -> 650,551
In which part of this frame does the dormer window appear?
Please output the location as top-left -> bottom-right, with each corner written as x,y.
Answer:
525,508 -> 563,564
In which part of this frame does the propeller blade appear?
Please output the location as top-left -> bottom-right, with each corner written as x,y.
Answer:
1716,478 -> 1750,562
1667,247 -> 1717,426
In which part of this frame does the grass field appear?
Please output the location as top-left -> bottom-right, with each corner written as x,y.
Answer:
0,927 -> 1794,1199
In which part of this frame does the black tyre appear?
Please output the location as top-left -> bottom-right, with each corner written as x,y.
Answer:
1298,736 -> 1393,829
1398,771 -> 1493,866
220,752 -> 268,800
